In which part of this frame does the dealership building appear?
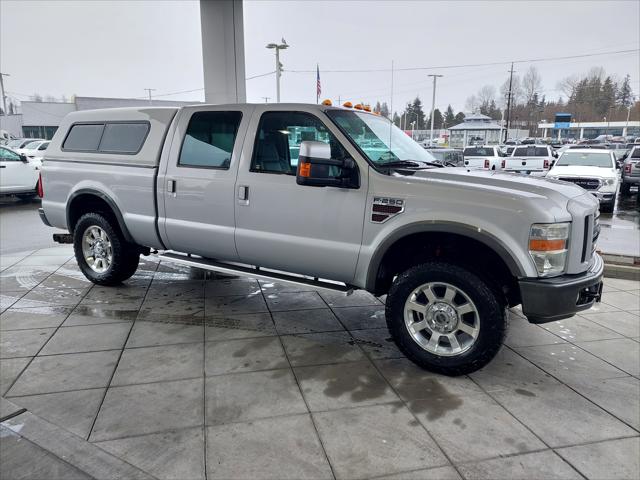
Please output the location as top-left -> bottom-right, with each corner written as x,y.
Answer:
0,96 -> 200,140
538,120 -> 640,140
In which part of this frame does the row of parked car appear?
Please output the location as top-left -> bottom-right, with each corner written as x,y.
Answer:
0,138 -> 49,198
424,140 -> 640,213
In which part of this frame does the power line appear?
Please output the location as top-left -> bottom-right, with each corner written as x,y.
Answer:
286,48 -> 639,74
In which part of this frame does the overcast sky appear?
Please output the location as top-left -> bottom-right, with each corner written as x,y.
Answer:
1,0 -> 638,114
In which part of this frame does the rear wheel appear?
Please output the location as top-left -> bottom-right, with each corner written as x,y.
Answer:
73,212 -> 139,285
386,262 -> 507,376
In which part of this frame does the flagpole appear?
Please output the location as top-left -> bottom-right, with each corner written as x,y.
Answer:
316,63 -> 320,104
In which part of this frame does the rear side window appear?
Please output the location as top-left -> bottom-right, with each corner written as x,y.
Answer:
179,111 -> 242,169
98,123 -> 149,153
632,148 -> 640,158
63,124 -> 104,151
63,122 -> 149,154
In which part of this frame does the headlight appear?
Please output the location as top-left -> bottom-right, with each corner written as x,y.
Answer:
602,178 -> 616,186
529,222 -> 570,276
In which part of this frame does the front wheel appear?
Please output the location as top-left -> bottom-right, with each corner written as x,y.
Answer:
73,212 -> 139,286
386,262 -> 507,376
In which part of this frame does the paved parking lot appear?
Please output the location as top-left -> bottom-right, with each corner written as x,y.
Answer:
0,246 -> 639,480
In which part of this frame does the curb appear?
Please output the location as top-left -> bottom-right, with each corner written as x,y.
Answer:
601,253 -> 639,281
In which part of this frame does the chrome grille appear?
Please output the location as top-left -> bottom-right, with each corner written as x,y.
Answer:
558,177 -> 601,190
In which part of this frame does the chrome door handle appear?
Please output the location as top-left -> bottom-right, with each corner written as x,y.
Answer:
238,185 -> 248,200
167,179 -> 176,193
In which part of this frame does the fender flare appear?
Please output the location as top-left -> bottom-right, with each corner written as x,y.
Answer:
365,221 -> 527,291
66,188 -> 134,243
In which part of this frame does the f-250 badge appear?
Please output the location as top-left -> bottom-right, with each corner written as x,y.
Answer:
371,197 -> 405,223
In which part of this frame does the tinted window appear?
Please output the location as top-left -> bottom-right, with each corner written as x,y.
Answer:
535,147 -> 548,156
464,147 -> 494,156
98,123 -> 149,153
631,148 -> 640,158
179,111 -> 242,169
38,142 -> 49,151
63,124 -> 104,151
252,111 -> 348,174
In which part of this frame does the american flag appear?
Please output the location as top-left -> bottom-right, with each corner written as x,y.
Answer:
316,64 -> 321,103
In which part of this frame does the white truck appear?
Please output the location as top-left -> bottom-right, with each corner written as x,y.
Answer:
38,103 -> 604,375
502,144 -> 556,175
462,145 -> 504,170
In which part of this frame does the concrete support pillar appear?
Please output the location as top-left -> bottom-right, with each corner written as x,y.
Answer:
200,0 -> 246,104
580,127 -> 584,139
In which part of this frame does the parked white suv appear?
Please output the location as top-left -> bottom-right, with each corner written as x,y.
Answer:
547,149 -> 619,213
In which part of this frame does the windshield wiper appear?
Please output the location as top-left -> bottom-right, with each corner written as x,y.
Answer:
379,160 -> 424,168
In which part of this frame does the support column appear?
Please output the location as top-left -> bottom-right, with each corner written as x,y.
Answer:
200,0 -> 246,104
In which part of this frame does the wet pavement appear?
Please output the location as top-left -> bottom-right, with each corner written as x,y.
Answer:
1,246 -> 638,480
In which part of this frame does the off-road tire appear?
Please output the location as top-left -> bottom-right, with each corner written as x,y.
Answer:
73,212 -> 139,286
386,261 -> 507,376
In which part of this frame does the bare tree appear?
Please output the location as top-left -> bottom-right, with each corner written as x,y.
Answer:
500,75 -> 523,108
522,66 -> 542,104
465,94 -> 479,113
557,74 -> 579,101
477,85 -> 496,106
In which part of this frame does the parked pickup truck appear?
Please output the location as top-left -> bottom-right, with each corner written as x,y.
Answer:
39,104 -> 604,375
462,145 -> 504,170
502,144 -> 557,175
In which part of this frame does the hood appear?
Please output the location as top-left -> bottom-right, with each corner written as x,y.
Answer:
399,168 -> 587,204
547,165 -> 616,179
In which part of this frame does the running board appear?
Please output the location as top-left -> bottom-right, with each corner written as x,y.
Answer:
158,252 -> 354,295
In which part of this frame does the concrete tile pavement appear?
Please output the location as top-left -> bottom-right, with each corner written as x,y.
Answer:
0,245 -> 638,480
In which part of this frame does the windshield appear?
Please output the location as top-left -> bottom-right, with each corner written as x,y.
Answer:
325,110 -> 435,166
7,139 -> 22,148
556,152 -> 613,168
23,141 -> 41,150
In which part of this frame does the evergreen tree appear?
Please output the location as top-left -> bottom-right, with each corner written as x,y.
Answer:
443,105 -> 455,128
380,102 -> 390,118
410,97 -> 426,130
454,112 -> 465,125
392,112 -> 400,127
617,74 -> 634,108
373,101 -> 382,114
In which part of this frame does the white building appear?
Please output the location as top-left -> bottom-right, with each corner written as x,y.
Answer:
0,96 -> 200,139
448,113 -> 528,148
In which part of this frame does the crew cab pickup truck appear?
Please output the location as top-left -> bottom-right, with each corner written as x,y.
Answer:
462,145 -> 504,170
620,146 -> 640,196
39,103 -> 604,375
502,144 -> 556,175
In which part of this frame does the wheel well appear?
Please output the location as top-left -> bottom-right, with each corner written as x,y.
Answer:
67,193 -> 130,241
373,232 -> 520,306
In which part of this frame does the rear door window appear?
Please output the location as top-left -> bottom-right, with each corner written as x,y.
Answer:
179,111 -> 242,169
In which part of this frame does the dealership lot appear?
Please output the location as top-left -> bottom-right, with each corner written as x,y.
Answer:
0,244 -> 638,480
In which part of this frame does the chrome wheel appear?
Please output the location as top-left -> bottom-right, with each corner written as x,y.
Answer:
404,282 -> 480,356
81,225 -> 113,274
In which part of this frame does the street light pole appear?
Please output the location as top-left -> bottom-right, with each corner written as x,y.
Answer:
266,39 -> 289,103
428,74 -> 443,143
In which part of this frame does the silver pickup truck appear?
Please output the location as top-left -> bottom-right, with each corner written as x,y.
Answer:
38,103 -> 604,375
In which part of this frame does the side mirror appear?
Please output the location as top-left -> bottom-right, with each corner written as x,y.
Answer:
19,154 -> 28,163
296,141 -> 358,188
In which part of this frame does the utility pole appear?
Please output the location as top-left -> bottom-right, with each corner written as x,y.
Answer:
0,72 -> 9,115
428,74 -> 443,143
261,97 -> 270,103
144,88 -> 156,104
266,39 -> 289,103
504,63 -> 514,142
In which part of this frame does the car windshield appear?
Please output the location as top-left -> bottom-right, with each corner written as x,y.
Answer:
23,141 -> 41,149
325,110 -> 435,166
556,152 -> 613,167
7,139 -> 22,148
